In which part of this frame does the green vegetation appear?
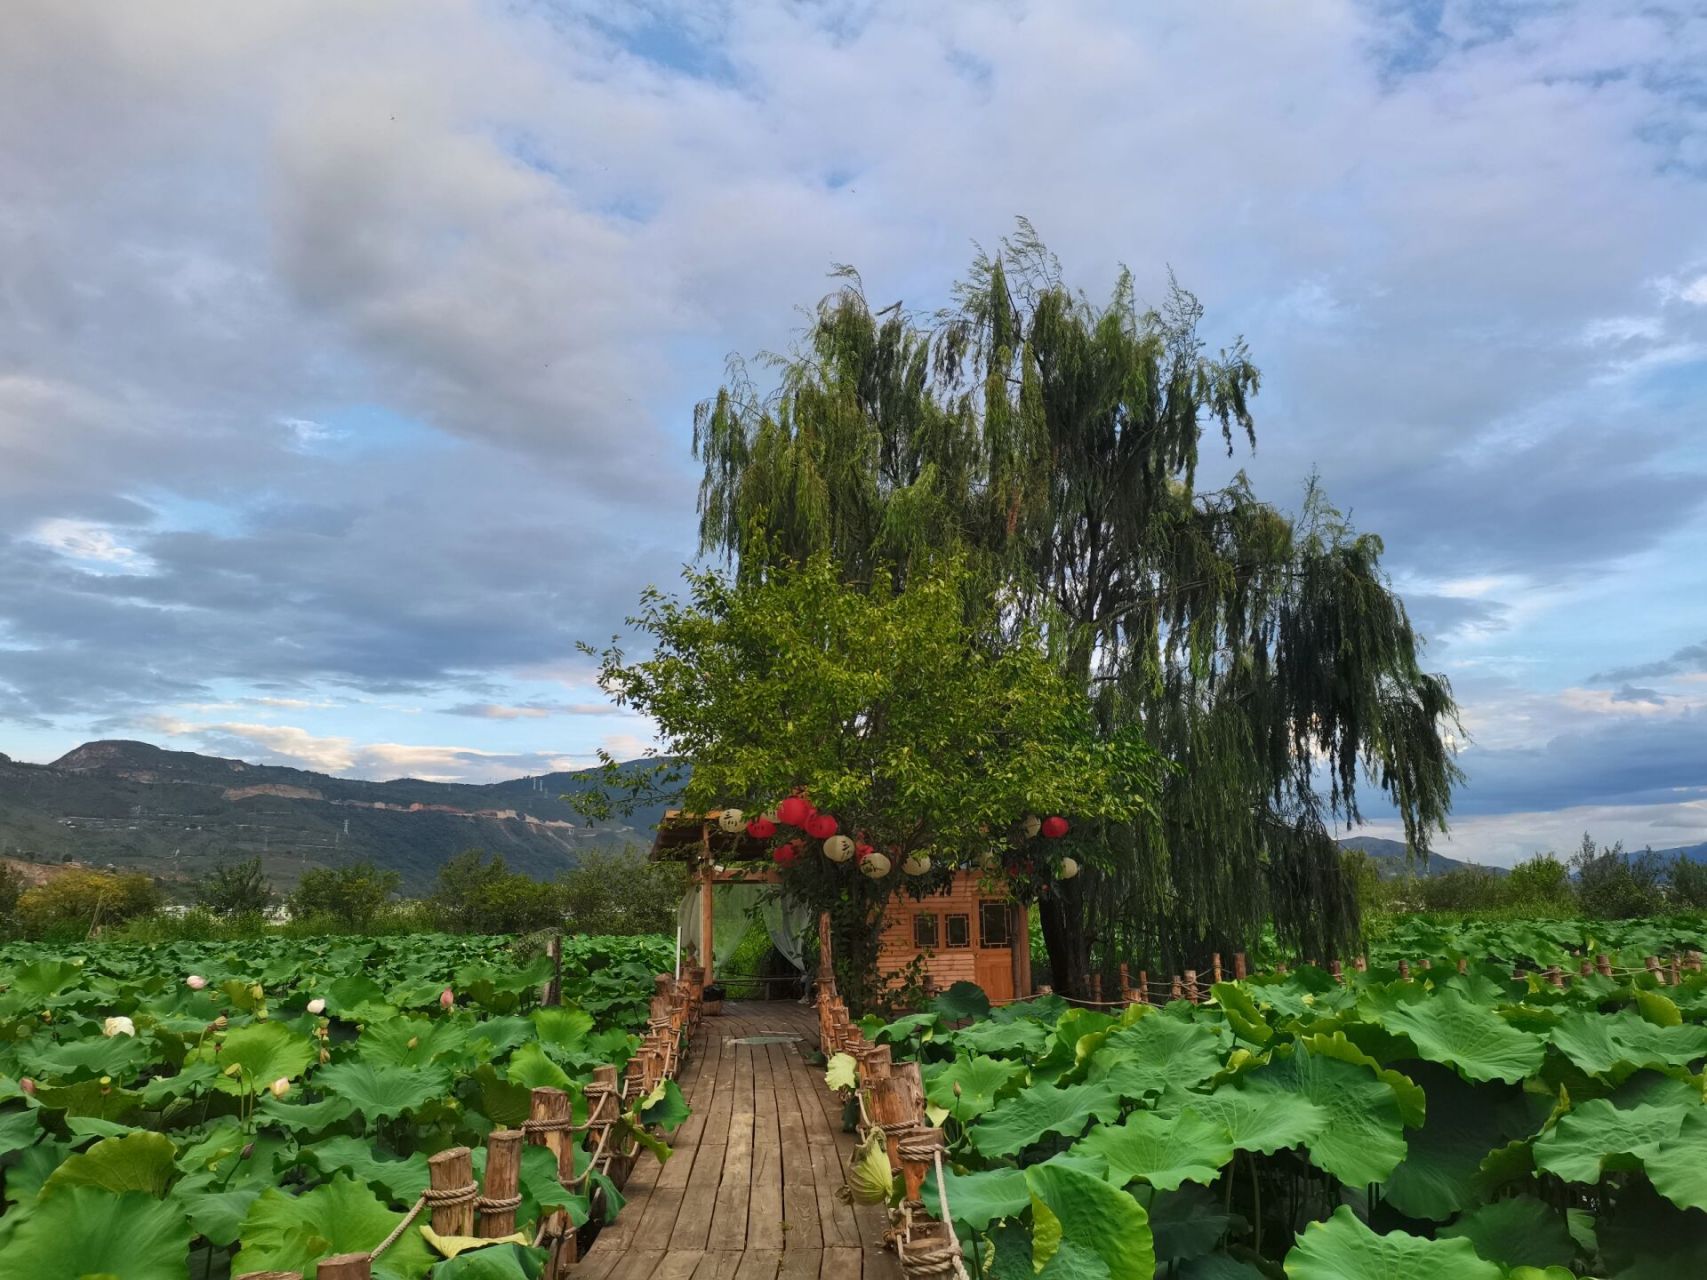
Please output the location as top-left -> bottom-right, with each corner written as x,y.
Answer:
689,226 -> 1461,993
583,552 -> 1160,1007
853,914 -> 1707,1277
0,931 -> 681,1278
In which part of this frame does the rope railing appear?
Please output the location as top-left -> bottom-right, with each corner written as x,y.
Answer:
236,969 -> 703,1280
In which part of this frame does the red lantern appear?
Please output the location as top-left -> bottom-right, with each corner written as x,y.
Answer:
854,843 -> 876,862
774,842 -> 799,867
805,812 -> 838,839
1041,816 -> 1070,839
747,816 -> 777,840
777,795 -> 812,827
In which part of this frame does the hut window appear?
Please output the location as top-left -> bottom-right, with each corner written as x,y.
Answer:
944,913 -> 971,948
979,901 -> 1012,948
913,913 -> 939,948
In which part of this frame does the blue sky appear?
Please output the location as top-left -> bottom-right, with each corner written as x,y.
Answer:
2,1 -> 1705,864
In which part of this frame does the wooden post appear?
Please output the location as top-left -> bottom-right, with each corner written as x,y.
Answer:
1330,960 -> 1343,984
428,1147 -> 476,1238
1398,960 -> 1411,980
896,1125 -> 943,1208
1596,953 -> 1612,976
1184,969 -> 1199,1003
543,934 -> 563,1007
1580,958 -> 1593,977
1118,964 -> 1130,1000
1011,901 -> 1032,998
1355,955 -> 1368,973
316,1259 -> 371,1280
479,1131 -> 523,1238
870,1074 -> 916,1172
1090,973 -> 1103,1003
1670,956 -> 1683,986
1211,953 -> 1223,984
527,1087 -> 573,1261
700,859 -> 716,988
1137,971 -> 1149,1004
1233,952 -> 1247,980
1169,975 -> 1183,1002
1457,956 -> 1468,975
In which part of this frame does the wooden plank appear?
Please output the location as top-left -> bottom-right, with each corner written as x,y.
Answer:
770,1043 -> 824,1251
778,1248 -> 823,1280
669,1141 -> 724,1251
569,1249 -> 622,1280
657,1252 -> 708,1280
820,1248 -> 862,1280
692,1251 -> 745,1280
608,1252 -> 666,1280
807,1139 -> 860,1248
710,1041 -> 755,1248
747,1035 -> 785,1252
733,1250 -> 783,1280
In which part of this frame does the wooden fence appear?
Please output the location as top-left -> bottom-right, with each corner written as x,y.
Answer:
238,962 -> 706,1280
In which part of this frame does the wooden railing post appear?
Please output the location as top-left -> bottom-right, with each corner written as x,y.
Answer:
317,1255 -> 372,1280
478,1130 -> 523,1238
428,1146 -> 476,1238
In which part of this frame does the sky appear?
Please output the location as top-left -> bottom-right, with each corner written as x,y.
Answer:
2,0 -> 1705,865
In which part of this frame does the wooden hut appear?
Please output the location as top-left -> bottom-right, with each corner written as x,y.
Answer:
652,811 -> 1031,1003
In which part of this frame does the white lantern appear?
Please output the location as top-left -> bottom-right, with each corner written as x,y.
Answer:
980,848 -> 1002,871
1022,814 -> 1042,839
902,853 -> 932,877
1059,857 -> 1080,880
860,851 -> 893,879
824,835 -> 856,863
717,808 -> 744,834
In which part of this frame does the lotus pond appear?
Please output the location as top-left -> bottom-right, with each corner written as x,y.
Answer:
0,931 -> 679,1279
854,917 -> 1707,1279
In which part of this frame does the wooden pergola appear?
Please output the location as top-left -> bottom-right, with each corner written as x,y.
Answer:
651,810 -> 786,988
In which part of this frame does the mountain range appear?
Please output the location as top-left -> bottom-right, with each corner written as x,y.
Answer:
4,740 -> 1704,898
0,740 -> 670,895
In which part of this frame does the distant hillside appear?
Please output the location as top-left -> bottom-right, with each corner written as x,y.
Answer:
0,740 -> 673,895
1336,836 -> 1497,879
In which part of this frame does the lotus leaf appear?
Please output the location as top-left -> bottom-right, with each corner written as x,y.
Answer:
1283,1205 -> 1501,1279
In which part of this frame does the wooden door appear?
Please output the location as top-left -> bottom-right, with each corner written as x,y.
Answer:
974,899 -> 1015,1001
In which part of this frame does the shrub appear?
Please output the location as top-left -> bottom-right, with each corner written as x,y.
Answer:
16,868 -> 162,938
286,861 -> 400,929
1669,855 -> 1707,909
559,848 -> 686,936
431,849 -> 562,935
1504,853 -> 1575,912
1571,835 -> 1664,919
197,856 -> 274,917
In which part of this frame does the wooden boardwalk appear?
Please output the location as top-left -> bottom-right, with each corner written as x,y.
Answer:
572,1001 -> 903,1280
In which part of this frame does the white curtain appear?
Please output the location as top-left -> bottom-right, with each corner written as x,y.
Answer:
676,881 -> 771,973
762,891 -> 814,975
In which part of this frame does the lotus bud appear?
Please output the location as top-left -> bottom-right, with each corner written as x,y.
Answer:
19,1077 -> 36,1095
250,984 -> 264,1002
241,1142 -> 255,1160
952,1081 -> 962,1097
269,1077 -> 290,1099
185,974 -> 207,990
306,998 -> 326,1015
210,1015 -> 228,1031
103,1016 -> 136,1038
440,988 -> 455,1010
407,1036 -> 420,1050
320,1048 -> 332,1064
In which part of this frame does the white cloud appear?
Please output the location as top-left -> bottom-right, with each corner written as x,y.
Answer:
29,519 -> 156,575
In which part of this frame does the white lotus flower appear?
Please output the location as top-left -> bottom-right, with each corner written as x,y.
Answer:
306,998 -> 326,1015
185,974 -> 207,990
269,1077 -> 291,1099
103,1016 -> 135,1038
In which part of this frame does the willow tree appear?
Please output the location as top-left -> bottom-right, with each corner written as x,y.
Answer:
693,225 -> 1461,995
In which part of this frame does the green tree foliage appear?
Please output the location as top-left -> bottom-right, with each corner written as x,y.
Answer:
286,861 -> 400,931
1670,855 -> 1707,909
196,856 -> 274,917
690,225 -> 1461,991
1572,833 -> 1664,919
1503,853 -> 1575,912
15,868 -> 162,938
558,848 -> 686,937
0,862 -> 23,936
430,849 -> 563,935
585,554 -> 1161,1005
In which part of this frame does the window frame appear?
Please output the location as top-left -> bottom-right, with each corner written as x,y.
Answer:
913,912 -> 940,949
943,912 -> 972,949
978,900 -> 1013,949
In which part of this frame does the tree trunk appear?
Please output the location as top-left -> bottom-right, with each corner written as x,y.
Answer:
1038,891 -> 1090,999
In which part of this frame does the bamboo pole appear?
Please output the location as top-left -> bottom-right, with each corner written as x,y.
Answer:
478,1131 -> 523,1238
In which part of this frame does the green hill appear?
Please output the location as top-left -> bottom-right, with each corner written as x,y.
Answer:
0,740 -> 672,895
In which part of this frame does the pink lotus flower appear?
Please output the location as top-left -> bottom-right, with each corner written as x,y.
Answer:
185,974 -> 207,990
269,1077 -> 291,1099
19,1077 -> 35,1095
439,988 -> 455,1010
